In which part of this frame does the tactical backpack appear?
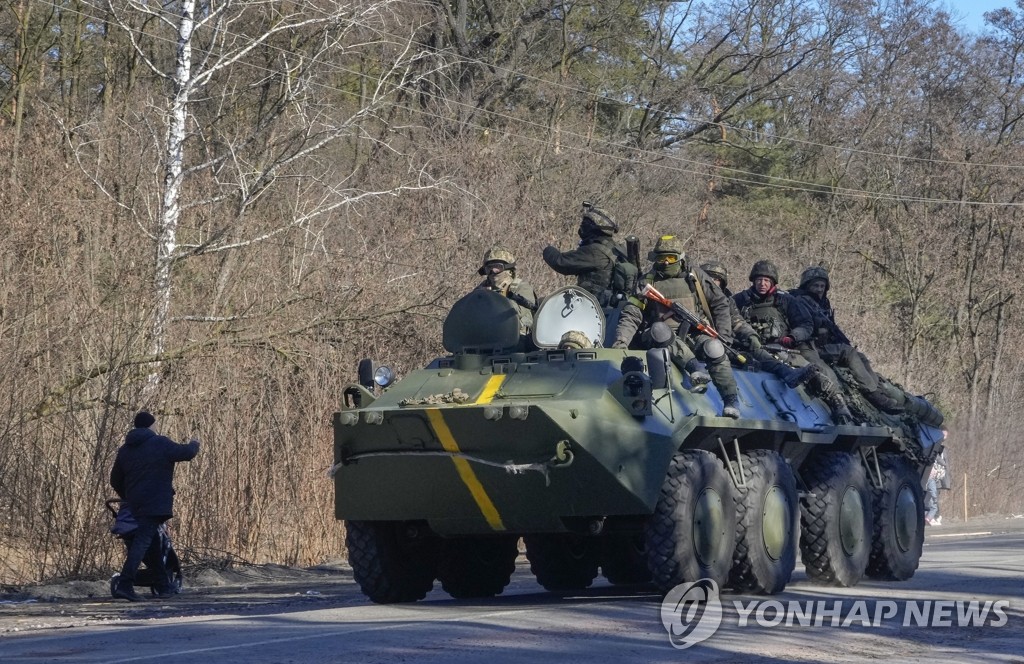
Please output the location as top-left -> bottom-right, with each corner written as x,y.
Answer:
610,246 -> 639,298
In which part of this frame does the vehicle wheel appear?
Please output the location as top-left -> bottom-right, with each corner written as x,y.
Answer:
437,535 -> 520,598
799,452 -> 872,587
149,548 -> 184,596
523,534 -> 600,591
866,454 -> 925,580
645,450 -> 737,593
345,520 -> 439,603
729,450 -> 798,594
601,533 -> 652,585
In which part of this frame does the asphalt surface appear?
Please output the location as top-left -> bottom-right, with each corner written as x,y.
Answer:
0,516 -> 1022,663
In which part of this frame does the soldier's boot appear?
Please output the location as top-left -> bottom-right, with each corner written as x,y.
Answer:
780,364 -> 816,389
684,359 -> 711,388
865,383 -> 905,414
827,394 -> 854,425
904,393 -> 945,428
721,395 -> 741,419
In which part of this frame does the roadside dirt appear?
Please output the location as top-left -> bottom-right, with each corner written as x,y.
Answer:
0,559 -> 362,635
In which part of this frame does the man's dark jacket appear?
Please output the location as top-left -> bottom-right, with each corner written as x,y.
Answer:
110,427 -> 200,518
542,235 -> 617,298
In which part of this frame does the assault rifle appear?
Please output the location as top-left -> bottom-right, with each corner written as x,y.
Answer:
801,299 -> 852,347
641,284 -> 747,365
507,289 -> 538,311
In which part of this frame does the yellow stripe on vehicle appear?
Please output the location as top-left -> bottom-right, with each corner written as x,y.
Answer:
475,374 -> 506,404
425,408 -> 506,531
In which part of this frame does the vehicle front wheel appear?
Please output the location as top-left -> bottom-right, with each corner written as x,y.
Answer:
346,520 -> 438,603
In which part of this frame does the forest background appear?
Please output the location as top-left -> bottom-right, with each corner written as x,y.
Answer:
1,0 -> 1023,584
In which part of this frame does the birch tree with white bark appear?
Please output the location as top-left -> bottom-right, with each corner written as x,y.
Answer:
68,0 -> 446,395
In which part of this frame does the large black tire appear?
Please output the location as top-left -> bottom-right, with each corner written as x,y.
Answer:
867,454 -> 925,580
729,450 -> 798,594
645,450 -> 737,593
799,452 -> 873,587
523,534 -> 601,591
345,520 -> 439,603
601,533 -> 652,585
437,536 -> 520,599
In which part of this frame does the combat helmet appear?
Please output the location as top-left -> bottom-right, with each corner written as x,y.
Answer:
558,330 -> 593,350
648,235 -> 686,261
478,246 -> 517,275
580,201 -> 618,236
700,260 -> 728,288
799,265 -> 830,292
749,259 -> 779,284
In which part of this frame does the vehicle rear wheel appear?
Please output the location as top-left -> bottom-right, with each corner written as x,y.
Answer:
866,454 -> 925,580
729,450 -> 798,594
601,533 -> 652,585
645,450 -> 737,593
437,535 -> 520,598
799,452 -> 872,587
524,534 -> 600,591
346,520 -> 438,603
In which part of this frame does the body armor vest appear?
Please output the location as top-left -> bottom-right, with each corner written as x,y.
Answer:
643,273 -> 699,334
577,239 -> 616,297
742,296 -> 790,342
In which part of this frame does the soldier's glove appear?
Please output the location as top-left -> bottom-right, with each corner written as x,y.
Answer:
611,339 -> 629,349
748,335 -> 763,351
542,246 -> 559,262
780,336 -> 795,348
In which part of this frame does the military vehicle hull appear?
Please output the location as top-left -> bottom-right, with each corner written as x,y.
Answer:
332,287 -> 945,603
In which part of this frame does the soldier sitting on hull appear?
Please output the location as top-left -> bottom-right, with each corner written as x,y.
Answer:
542,202 -> 635,308
612,236 -> 741,419
790,266 -> 904,413
733,260 -> 853,423
476,246 -> 537,347
700,260 -> 814,389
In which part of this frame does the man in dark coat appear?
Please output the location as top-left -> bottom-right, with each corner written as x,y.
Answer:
790,265 -> 903,413
542,202 -> 623,305
700,260 -> 813,389
110,411 -> 200,601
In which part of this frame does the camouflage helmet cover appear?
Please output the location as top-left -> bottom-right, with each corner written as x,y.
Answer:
581,201 -> 618,235
648,234 -> 686,262
700,260 -> 728,287
799,265 -> 830,292
558,329 -> 593,350
749,259 -> 779,284
478,245 -> 516,275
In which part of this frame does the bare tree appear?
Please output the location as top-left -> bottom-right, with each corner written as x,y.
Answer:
65,0 -> 450,393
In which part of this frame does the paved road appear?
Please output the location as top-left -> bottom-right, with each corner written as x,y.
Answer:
1,521 -> 1021,663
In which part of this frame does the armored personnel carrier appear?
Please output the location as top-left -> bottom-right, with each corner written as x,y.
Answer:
332,286 -> 945,603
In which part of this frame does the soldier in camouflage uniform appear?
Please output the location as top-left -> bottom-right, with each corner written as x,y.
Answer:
542,202 -> 624,306
701,260 -> 813,389
791,266 -> 904,413
476,246 -> 537,341
612,236 -> 741,419
733,260 -> 853,422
